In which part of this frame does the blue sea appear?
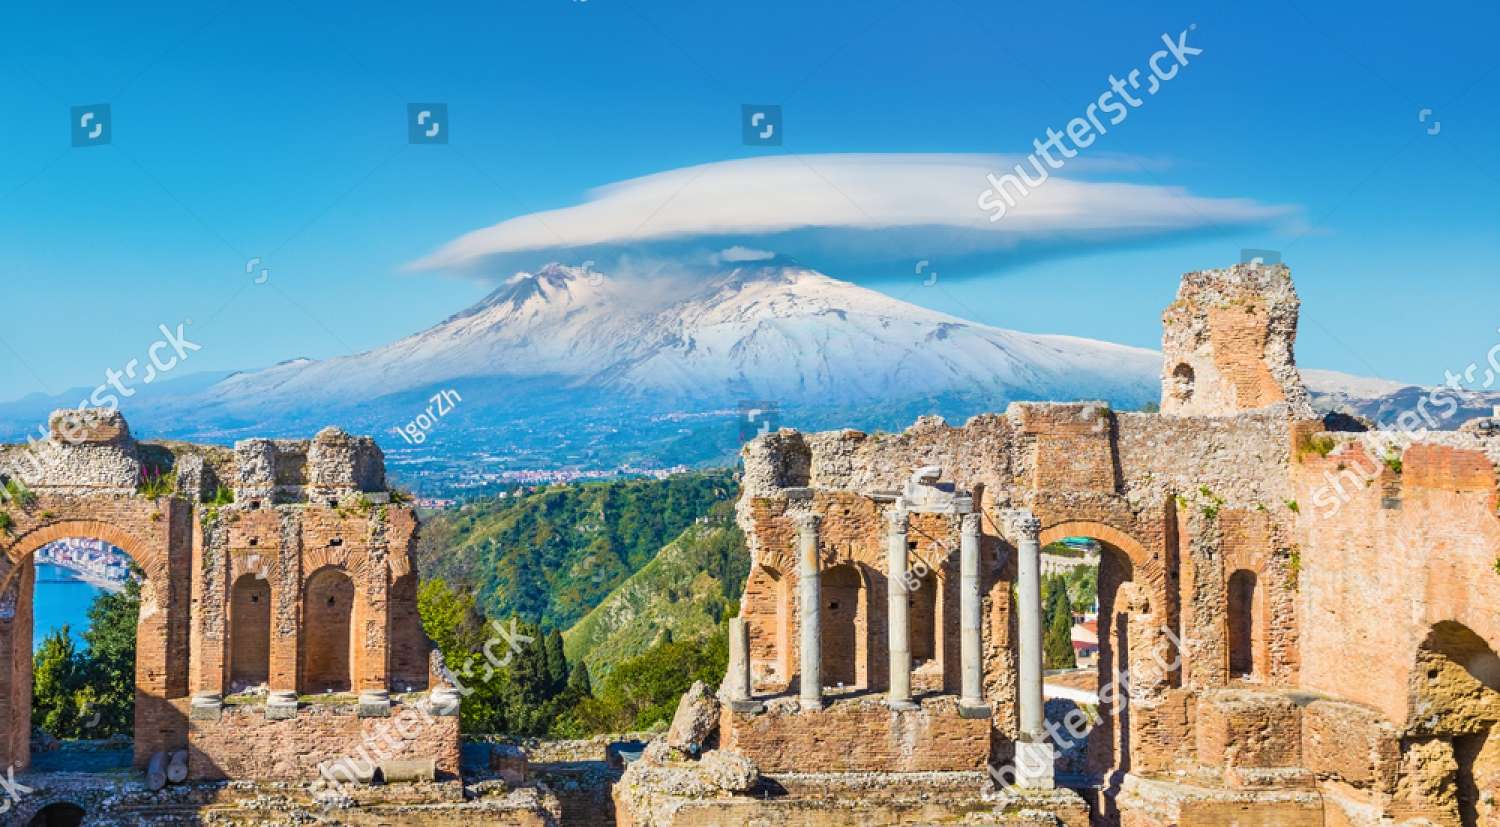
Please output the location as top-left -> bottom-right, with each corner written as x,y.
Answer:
33,563 -> 105,651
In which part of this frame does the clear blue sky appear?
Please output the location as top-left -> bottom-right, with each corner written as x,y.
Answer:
2,0 -> 1496,401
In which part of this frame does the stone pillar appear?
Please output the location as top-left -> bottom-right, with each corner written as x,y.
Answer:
1011,510 -> 1054,788
886,502 -> 917,710
724,617 -> 762,712
796,513 -> 823,711
959,513 -> 987,715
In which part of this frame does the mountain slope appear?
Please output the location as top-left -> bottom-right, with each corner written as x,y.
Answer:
414,470 -> 736,630
192,263 -> 1162,414
563,511 -> 747,681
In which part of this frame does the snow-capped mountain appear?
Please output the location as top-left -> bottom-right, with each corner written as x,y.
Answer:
200,263 -> 1162,413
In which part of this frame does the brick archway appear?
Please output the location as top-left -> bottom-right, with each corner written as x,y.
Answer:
1038,520 -> 1150,570
0,512 -> 186,771
1036,518 -> 1154,778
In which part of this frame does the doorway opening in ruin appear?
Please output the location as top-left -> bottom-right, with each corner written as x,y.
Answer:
909,568 -> 938,664
229,573 -> 271,692
27,802 -> 86,827
821,563 -> 865,692
1169,363 -> 1195,404
1226,569 -> 1264,680
301,567 -> 355,694
745,565 -> 791,691
1405,621 -> 1500,827
21,537 -> 139,773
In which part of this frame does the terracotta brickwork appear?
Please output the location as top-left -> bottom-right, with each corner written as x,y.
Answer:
188,700 -> 460,781
720,697 -> 989,773
0,414 -> 447,782
708,263 -> 1500,827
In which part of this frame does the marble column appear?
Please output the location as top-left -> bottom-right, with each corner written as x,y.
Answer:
796,514 -> 823,711
724,616 -> 761,712
959,513 -> 986,714
1011,510 -> 1054,788
886,502 -> 916,710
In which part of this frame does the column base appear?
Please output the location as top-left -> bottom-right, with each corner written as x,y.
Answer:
798,697 -> 825,712
358,690 -> 392,718
189,692 -> 223,722
958,701 -> 992,719
884,698 -> 919,711
1013,740 -> 1056,790
265,690 -> 299,721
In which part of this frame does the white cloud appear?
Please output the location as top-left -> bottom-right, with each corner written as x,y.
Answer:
410,153 -> 1294,278
717,245 -> 777,263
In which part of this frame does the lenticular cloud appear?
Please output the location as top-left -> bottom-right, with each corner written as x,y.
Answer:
410,153 -> 1293,280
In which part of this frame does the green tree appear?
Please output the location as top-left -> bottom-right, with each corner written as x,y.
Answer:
32,627 -> 82,736
1043,578 -> 1077,670
79,577 -> 140,737
543,629 -> 568,695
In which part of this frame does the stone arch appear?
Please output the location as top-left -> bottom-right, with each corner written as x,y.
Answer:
744,564 -> 791,692
0,517 -> 181,771
821,563 -> 866,691
1038,520 -> 1150,778
1169,362 -> 1196,404
1400,621 -> 1500,826
1038,521 -> 1150,570
1,519 -> 164,595
301,565 -> 356,694
228,573 -> 271,691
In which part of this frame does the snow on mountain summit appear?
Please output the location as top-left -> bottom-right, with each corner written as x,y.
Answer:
203,263 -> 1162,413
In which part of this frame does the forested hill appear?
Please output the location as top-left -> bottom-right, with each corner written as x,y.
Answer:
415,470 -> 737,630
564,502 -> 749,680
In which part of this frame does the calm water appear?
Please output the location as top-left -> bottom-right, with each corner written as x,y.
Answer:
33,563 -> 105,651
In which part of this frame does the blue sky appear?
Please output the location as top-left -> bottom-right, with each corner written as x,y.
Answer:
2,0 -> 1496,402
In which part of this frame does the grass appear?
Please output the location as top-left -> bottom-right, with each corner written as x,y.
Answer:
1297,434 -> 1337,460
0,511 -> 12,534
2,478 -> 37,508
137,465 -> 176,500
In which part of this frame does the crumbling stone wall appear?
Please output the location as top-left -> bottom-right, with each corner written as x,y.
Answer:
722,263 -> 1500,827
0,411 -> 445,782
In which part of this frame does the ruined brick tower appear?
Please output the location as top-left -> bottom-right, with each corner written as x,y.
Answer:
1160,262 -> 1315,417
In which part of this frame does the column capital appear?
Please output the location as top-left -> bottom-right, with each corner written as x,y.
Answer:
1004,509 -> 1041,540
960,512 -> 980,537
792,512 -> 821,537
888,499 -> 910,530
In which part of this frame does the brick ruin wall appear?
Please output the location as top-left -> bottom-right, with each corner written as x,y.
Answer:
735,397 -> 1500,823
0,411 -> 449,780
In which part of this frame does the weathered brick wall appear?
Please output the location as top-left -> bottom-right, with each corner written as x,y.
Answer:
1292,435 -> 1500,726
0,415 -> 444,779
721,698 -> 989,773
187,701 -> 460,780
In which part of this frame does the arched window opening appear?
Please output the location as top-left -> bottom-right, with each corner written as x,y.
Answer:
229,574 -> 271,691
1170,363 -> 1196,403
302,567 -> 355,694
821,564 -> 863,690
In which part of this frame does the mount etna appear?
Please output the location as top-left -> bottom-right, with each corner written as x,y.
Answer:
1,263 -> 1492,495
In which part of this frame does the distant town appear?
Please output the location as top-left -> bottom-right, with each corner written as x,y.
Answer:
34,538 -> 132,592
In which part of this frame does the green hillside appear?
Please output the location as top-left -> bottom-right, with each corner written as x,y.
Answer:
416,470 -> 736,631
564,500 -> 749,680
